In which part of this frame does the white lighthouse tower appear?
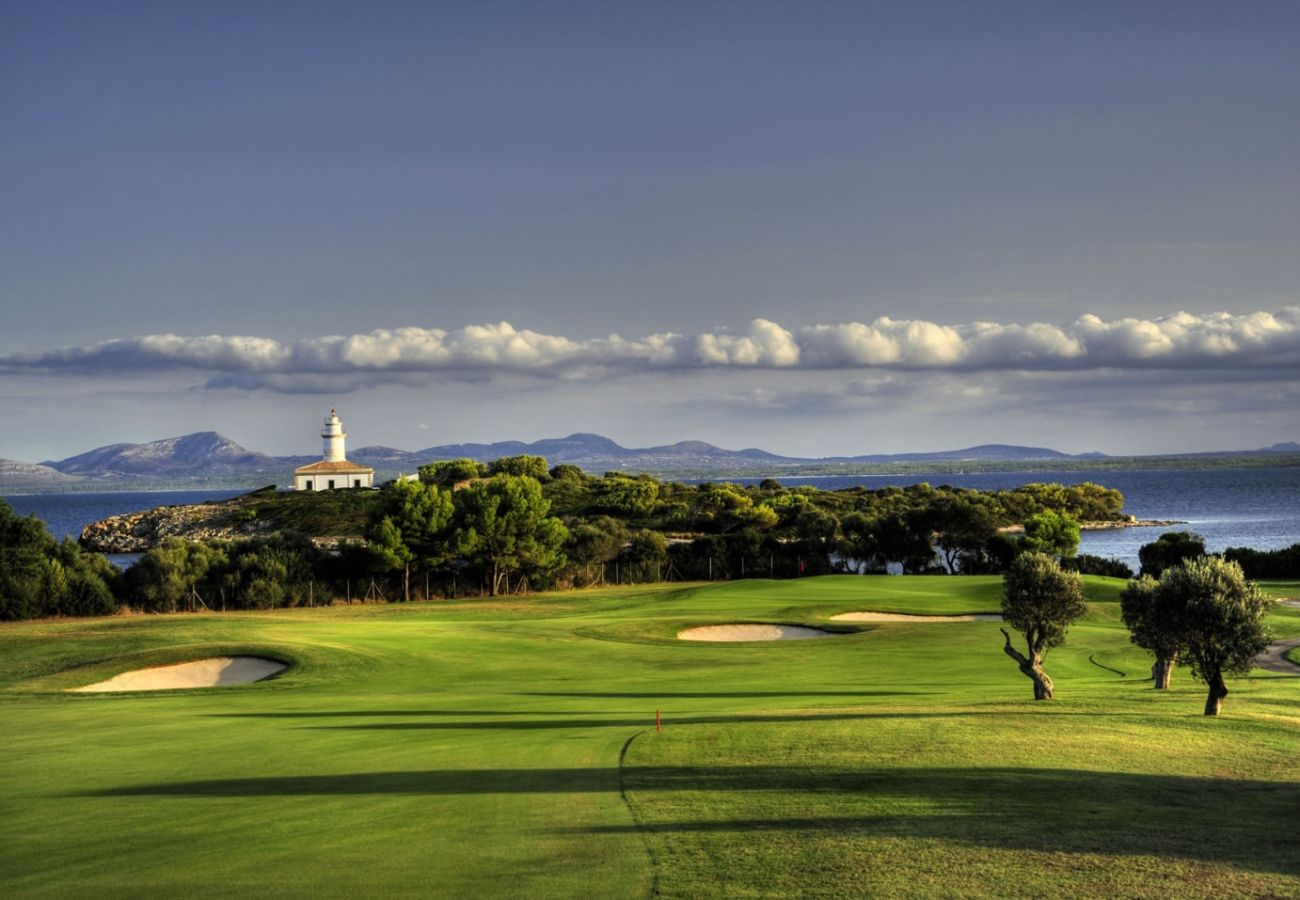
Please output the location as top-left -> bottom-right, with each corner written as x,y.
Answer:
322,409 -> 346,461
292,409 -> 375,491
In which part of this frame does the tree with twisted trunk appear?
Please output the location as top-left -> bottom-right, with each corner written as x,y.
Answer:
1000,551 -> 1087,700
1150,557 -> 1271,716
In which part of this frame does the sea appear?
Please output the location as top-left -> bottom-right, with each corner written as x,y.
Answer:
4,466 -> 1299,571
2,489 -> 248,569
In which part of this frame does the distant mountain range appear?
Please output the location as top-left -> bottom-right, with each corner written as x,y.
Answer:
1,432 -> 1297,492
46,432 -> 283,478
247,431 -> 1099,476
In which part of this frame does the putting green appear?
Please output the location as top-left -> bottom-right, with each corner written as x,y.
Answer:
2,575 -> 1297,898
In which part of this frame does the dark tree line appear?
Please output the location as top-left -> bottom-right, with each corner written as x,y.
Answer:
542,465 -> 1125,578
0,500 -> 118,620
1134,529 -> 1300,580
1223,542 -> 1300,579
355,459 -> 1132,593
0,466 -> 1132,617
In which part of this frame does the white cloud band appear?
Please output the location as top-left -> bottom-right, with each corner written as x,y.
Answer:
3,309 -> 1297,390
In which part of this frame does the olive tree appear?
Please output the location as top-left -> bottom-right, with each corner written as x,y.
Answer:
1149,557 -> 1271,716
1119,575 -> 1182,689
999,551 -> 1087,700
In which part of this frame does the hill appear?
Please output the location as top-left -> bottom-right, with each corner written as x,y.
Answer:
406,432 -> 803,470
43,432 -> 282,478
0,459 -> 82,489
816,443 -> 1089,464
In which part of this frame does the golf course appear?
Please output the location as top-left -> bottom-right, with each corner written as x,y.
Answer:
3,575 -> 1298,898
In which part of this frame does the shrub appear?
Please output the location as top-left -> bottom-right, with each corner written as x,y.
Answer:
1064,554 -> 1134,579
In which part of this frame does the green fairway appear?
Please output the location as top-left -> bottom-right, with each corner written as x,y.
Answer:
2,576 -> 1298,898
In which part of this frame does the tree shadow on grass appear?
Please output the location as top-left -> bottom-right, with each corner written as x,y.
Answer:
297,711 -> 964,731
208,710 -> 597,719
596,766 -> 1300,879
519,691 -> 917,699
78,765 -> 1299,876
210,708 -> 1196,731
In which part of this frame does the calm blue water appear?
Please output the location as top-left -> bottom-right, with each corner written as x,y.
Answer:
5,467 -> 1299,570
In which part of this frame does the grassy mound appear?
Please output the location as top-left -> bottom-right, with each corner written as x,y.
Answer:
222,486 -> 382,536
1,575 -> 1297,897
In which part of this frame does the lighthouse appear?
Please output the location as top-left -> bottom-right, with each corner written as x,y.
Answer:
292,409 -> 375,491
322,409 -> 346,461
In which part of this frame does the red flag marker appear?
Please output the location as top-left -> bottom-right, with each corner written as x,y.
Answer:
656,708 -> 661,734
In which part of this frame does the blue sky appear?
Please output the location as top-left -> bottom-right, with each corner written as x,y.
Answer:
2,1 -> 1298,460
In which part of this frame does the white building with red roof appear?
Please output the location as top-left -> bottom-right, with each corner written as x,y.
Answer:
293,409 -> 375,491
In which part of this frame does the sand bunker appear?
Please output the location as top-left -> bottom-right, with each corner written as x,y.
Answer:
830,611 -> 1001,623
677,624 -> 832,642
71,656 -> 286,692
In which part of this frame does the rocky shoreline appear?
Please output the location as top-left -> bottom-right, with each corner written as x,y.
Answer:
999,517 -> 1186,535
74,486 -> 379,554
1082,517 -> 1187,530
78,502 -> 262,553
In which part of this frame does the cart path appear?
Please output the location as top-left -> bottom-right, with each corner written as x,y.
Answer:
1255,638 -> 1300,674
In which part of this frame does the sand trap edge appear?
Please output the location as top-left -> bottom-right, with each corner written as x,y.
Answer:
70,656 -> 288,693
829,611 -> 1002,623
677,624 -> 834,642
